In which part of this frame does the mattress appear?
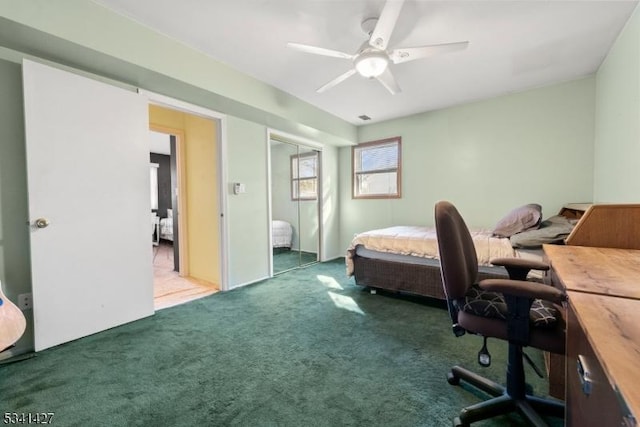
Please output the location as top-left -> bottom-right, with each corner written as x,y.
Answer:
346,225 -> 517,276
160,217 -> 173,241
272,220 -> 292,248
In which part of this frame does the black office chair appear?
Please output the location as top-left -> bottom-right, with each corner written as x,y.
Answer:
434,201 -> 565,427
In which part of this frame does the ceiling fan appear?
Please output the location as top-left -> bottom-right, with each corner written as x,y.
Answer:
287,0 -> 468,95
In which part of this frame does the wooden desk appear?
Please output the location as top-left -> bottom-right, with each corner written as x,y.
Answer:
566,292 -> 640,427
564,203 -> 640,249
544,244 -> 640,300
544,244 -> 640,426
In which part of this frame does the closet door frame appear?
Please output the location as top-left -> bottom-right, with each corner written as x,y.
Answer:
266,128 -> 323,277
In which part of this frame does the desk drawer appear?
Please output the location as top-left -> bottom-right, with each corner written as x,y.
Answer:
566,304 -> 629,426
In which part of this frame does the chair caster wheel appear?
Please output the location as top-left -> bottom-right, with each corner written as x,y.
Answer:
453,417 -> 468,427
447,372 -> 460,385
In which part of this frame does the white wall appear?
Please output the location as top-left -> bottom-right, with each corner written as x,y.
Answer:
340,77 -> 596,250
593,5 -> 640,202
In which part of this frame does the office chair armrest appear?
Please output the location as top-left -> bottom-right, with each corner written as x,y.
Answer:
490,258 -> 550,271
490,258 -> 550,281
478,278 -> 565,303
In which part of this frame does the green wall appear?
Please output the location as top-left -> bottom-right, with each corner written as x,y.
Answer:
593,5 -> 640,202
225,116 -> 270,288
0,2 -> 349,353
1,0 -> 638,356
0,59 -> 33,356
340,77 -> 596,250
0,1 -> 356,147
320,144 -> 341,261
226,121 -> 341,287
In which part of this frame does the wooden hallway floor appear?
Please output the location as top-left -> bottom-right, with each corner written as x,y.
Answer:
153,241 -> 218,310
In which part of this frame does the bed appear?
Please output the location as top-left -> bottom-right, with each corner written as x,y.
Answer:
347,203 -> 581,300
160,209 -> 174,241
272,220 -> 293,249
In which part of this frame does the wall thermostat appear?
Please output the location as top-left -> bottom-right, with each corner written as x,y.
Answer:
233,183 -> 246,194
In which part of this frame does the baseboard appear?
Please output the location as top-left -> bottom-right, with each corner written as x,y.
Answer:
228,276 -> 270,291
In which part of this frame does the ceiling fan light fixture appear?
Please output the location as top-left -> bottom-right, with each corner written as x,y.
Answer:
289,0 -> 466,95
354,52 -> 389,78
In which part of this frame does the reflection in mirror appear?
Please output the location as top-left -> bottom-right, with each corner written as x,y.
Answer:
270,139 -> 320,274
296,146 -> 319,267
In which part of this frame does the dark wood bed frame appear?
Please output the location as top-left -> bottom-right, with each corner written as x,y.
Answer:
350,203 -> 625,300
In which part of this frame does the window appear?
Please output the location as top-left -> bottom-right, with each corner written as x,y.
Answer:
352,137 -> 401,199
291,151 -> 318,201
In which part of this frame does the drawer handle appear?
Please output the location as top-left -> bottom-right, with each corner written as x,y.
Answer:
577,354 -> 592,396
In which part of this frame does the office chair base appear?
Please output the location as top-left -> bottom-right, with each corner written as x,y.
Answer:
449,365 -> 564,427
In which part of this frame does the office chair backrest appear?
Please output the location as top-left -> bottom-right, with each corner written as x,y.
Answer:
435,201 -> 478,300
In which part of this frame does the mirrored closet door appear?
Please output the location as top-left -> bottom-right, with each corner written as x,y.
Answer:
270,138 -> 321,275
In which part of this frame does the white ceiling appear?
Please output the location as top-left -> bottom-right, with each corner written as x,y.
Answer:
95,0 -> 638,125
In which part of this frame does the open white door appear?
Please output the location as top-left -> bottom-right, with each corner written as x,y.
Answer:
22,60 -> 154,351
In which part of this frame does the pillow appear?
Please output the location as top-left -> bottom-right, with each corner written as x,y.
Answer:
509,215 -> 576,248
492,204 -> 542,238
167,208 -> 173,218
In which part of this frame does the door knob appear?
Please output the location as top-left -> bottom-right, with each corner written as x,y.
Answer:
35,218 -> 50,229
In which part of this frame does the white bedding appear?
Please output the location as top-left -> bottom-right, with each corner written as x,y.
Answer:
160,217 -> 173,241
346,225 -> 517,276
272,220 -> 292,248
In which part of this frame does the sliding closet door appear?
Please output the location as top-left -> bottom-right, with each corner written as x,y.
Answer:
296,146 -> 320,267
270,138 -> 320,274
270,140 -> 300,274
23,60 -> 154,351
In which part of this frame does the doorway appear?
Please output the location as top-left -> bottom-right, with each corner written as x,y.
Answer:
269,133 -> 322,275
22,60 -> 229,351
147,101 -> 225,307
149,130 -> 211,309
150,131 -> 179,269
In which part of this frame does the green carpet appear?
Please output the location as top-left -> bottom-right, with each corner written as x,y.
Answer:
273,249 -> 317,274
1,259 -> 561,426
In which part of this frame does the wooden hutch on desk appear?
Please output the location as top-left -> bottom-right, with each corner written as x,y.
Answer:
544,204 -> 640,427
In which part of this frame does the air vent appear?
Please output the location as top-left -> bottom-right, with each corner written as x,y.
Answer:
358,115 -> 371,121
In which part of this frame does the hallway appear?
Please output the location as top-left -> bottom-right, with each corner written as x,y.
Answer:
153,241 -> 218,310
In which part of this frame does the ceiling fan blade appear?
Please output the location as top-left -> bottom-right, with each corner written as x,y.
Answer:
390,41 -> 469,64
287,42 -> 354,59
369,0 -> 405,50
375,68 -> 401,95
317,69 -> 357,93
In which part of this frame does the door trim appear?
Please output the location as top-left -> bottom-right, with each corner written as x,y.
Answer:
141,90 -> 230,291
266,128 -> 323,277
